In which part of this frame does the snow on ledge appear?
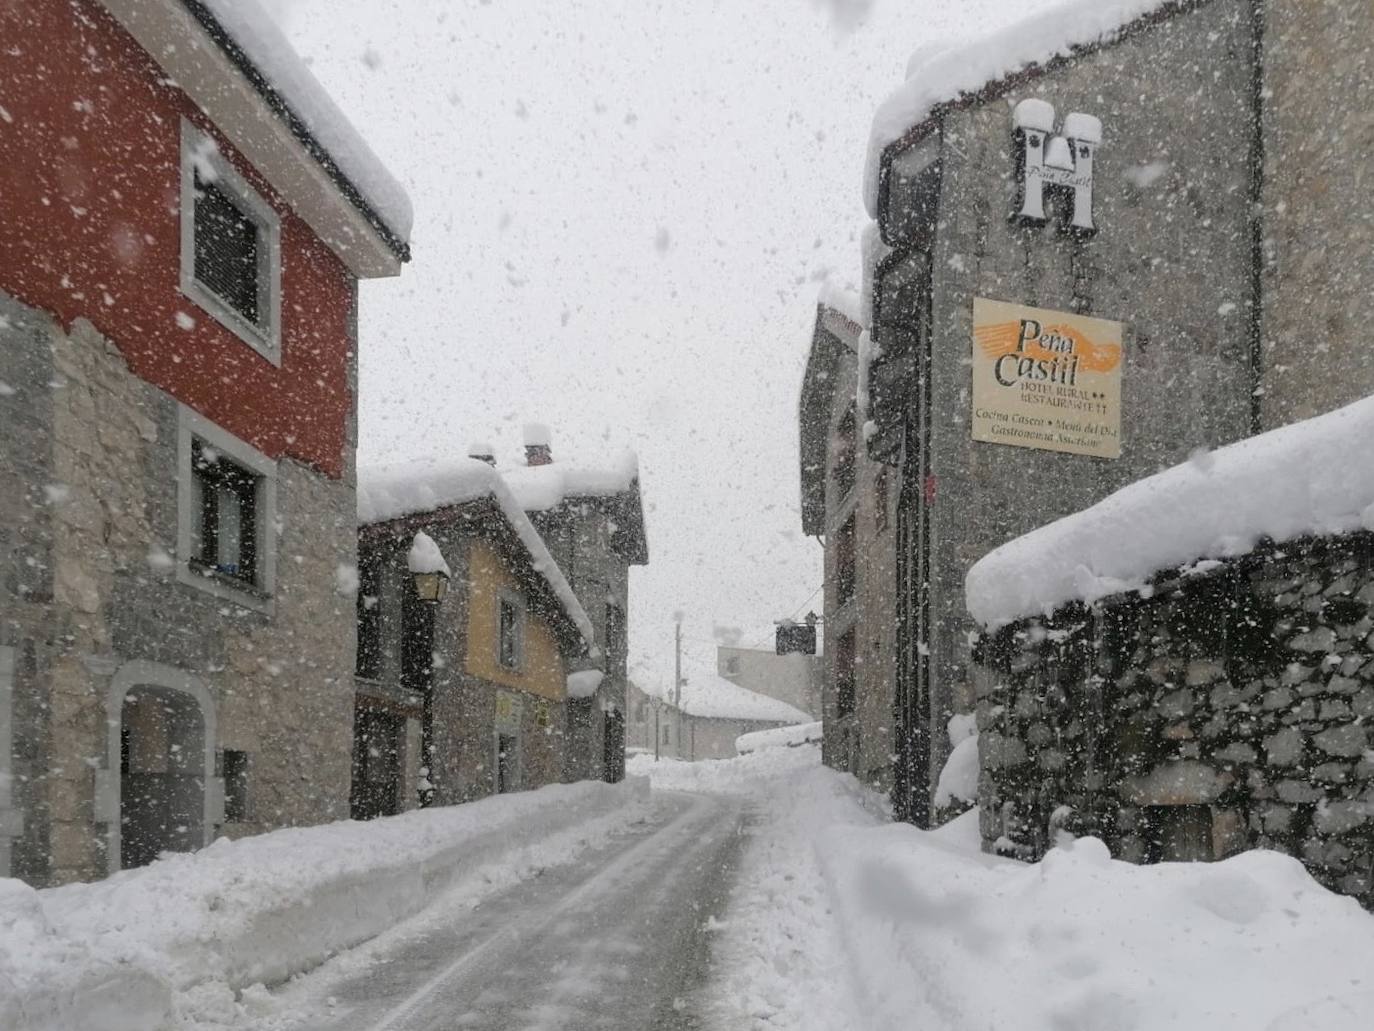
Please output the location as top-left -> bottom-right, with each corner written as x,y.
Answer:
735,721 -> 823,755
966,394 -> 1374,629
359,458 -> 594,647
864,0 -> 1172,216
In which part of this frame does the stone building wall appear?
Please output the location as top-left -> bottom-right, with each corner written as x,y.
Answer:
873,0 -> 1260,809
0,289 -> 358,886
1259,0 -> 1374,430
976,533 -> 1374,907
530,502 -> 631,782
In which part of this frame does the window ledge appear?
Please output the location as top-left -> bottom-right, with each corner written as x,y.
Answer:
178,560 -> 274,615
180,275 -> 281,366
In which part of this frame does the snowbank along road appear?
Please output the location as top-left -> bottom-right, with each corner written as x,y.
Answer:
250,791 -> 747,1031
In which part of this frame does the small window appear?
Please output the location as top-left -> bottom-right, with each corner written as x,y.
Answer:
874,467 -> 890,533
498,596 -> 523,670
180,120 -> 282,362
176,405 -> 278,612
835,514 -> 856,608
356,557 -> 383,680
833,405 -> 857,500
496,733 -> 518,794
223,750 -> 249,822
723,656 -> 741,676
836,629 -> 856,718
190,440 -> 259,587
663,725 -> 671,745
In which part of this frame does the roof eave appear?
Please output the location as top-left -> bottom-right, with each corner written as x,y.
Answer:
104,0 -> 408,278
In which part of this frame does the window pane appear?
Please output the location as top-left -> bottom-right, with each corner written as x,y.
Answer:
194,173 -> 260,325
216,483 -> 242,573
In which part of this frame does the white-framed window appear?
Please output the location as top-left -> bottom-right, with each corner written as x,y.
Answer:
179,119 -> 283,364
497,592 -> 525,670
176,405 -> 277,613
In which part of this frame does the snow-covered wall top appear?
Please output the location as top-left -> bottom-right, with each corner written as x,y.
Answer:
500,451 -> 640,512
358,458 -> 594,646
639,670 -> 810,724
198,0 -> 413,243
966,394 -> 1374,629
864,0 -> 1173,216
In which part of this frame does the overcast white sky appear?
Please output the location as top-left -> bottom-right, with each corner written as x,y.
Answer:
271,0 -> 1048,689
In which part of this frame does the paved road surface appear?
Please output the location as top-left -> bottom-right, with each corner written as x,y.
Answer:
258,791 -> 747,1031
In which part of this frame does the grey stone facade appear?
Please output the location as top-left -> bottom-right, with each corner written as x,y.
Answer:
799,303 -> 900,788
1259,0 -> 1374,429
875,0 -> 1260,823
975,532 -> 1374,907
0,290 -> 358,886
525,488 -> 645,783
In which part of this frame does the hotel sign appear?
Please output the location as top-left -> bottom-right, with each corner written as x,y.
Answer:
971,297 -> 1123,459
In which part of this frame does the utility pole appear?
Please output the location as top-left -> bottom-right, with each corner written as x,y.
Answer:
673,619 -> 682,756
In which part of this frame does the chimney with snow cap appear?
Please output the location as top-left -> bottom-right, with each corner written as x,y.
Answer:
523,423 -> 553,466
467,441 -> 496,466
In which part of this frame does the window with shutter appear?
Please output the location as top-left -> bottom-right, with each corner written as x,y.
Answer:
179,120 -> 282,363
193,173 -> 261,326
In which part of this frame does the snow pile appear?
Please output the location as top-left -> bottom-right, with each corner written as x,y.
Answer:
500,450 -> 640,512
736,720 -> 823,754
566,669 -> 605,699
864,0 -> 1170,215
655,745 -> 1374,1031
2,779 -> 649,1031
358,457 -> 595,646
197,0 -> 412,241
967,393 -> 1374,628
405,530 -> 450,576
637,670 -> 811,724
933,712 -> 978,808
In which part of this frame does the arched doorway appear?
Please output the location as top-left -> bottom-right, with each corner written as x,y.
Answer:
106,661 -> 217,873
119,685 -> 206,868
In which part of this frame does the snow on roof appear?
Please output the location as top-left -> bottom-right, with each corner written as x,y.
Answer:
966,394 -> 1374,630
735,721 -> 823,755
196,0 -> 413,245
864,0 -> 1171,216
358,457 -> 594,646
500,451 -> 640,513
641,671 -> 811,725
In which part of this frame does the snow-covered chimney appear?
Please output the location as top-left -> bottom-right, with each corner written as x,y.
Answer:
467,440 -> 496,466
523,423 -> 553,466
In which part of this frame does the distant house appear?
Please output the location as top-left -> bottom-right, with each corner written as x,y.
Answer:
627,671 -> 810,761
0,0 -> 409,884
355,460 -> 595,814
716,641 -> 823,720
497,426 -> 649,783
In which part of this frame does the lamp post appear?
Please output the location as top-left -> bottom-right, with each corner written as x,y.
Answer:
407,535 -> 450,808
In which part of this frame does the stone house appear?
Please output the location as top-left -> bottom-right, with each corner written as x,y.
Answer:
0,0 -> 409,884
498,426 -> 648,784
821,0 -> 1374,827
798,298 -> 900,789
626,672 -> 810,762
716,641 -> 823,720
355,460 -> 596,812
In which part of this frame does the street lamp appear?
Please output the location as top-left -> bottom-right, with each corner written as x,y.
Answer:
411,568 -> 449,603
407,531 -> 449,807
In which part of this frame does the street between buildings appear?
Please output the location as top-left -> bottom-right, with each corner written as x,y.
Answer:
247,791 -> 748,1031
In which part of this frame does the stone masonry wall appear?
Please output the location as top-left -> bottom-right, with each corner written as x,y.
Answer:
977,532 -> 1374,907
0,289 -> 357,886
918,0 -> 1260,812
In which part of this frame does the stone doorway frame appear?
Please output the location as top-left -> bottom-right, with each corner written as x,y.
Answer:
100,660 -> 222,875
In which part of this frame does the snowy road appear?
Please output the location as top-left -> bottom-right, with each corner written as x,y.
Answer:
251,791 -> 747,1031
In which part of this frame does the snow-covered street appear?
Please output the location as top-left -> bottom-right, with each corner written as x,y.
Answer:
243,791 -> 746,1031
